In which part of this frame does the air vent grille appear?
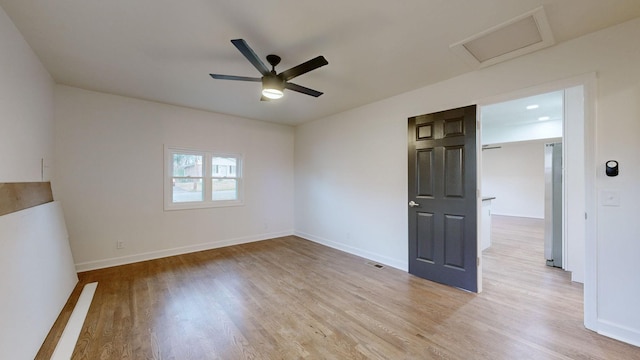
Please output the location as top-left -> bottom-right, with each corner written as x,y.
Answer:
366,261 -> 384,269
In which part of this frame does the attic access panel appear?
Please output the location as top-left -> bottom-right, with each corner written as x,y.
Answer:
450,7 -> 555,68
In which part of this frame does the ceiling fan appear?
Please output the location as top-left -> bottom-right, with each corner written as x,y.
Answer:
210,39 -> 328,100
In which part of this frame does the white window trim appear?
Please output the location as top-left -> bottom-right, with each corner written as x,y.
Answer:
164,146 -> 244,211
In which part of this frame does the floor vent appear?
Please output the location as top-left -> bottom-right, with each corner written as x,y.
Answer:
450,6 -> 555,68
366,261 -> 384,269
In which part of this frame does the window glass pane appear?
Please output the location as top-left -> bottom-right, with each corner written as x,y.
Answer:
212,157 -> 237,177
173,154 -> 203,177
173,178 -> 203,202
212,179 -> 237,201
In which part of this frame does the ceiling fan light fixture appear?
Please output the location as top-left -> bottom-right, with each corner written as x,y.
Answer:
262,76 -> 285,99
210,39 -> 327,101
262,88 -> 284,99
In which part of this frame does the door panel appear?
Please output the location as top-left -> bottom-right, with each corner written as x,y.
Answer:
444,214 -> 465,269
417,149 -> 435,197
416,212 -> 435,262
417,123 -> 434,139
444,117 -> 465,136
444,146 -> 464,197
408,105 -> 478,292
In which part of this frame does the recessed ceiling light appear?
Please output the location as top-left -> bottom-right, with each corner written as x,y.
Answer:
538,116 -> 550,121
526,104 -> 539,110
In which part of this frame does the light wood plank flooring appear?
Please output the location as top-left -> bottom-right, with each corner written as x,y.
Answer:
37,216 -> 640,359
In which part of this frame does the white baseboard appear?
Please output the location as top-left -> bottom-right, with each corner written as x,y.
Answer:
294,231 -> 408,271
597,319 -> 640,348
75,230 -> 294,272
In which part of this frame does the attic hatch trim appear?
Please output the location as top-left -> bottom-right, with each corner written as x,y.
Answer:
450,6 -> 555,68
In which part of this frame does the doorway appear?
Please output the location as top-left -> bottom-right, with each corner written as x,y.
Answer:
480,86 -> 585,282
406,74 -> 597,329
477,80 -> 595,328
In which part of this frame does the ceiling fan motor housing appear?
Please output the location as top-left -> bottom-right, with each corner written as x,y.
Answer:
262,74 -> 284,91
266,54 -> 281,70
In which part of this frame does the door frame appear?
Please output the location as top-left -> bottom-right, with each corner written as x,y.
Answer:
474,73 -> 597,331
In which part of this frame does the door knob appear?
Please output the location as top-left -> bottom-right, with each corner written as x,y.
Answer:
408,201 -> 420,207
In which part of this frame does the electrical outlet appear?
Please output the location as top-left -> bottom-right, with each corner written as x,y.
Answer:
116,240 -> 125,249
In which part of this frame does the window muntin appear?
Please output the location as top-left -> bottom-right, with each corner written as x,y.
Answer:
165,147 -> 243,210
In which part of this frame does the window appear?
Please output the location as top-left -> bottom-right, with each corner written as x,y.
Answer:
165,147 -> 243,210
211,156 -> 240,201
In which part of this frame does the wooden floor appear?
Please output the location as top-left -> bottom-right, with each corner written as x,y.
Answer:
37,216 -> 640,359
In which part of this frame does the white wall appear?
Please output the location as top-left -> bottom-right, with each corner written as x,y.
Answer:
481,140 -> 550,219
0,5 -> 54,182
0,6 -> 77,359
54,86 -> 295,270
482,119 -> 562,145
294,109 -> 407,270
295,18 -> 640,346
0,202 -> 78,360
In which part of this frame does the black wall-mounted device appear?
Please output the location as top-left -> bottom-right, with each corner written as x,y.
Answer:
605,160 -> 619,177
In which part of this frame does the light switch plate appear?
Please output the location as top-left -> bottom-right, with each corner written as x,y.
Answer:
601,190 -> 620,207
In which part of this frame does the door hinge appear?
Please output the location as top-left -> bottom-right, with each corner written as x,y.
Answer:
477,257 -> 480,267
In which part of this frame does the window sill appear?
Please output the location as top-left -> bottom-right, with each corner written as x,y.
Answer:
164,200 -> 244,211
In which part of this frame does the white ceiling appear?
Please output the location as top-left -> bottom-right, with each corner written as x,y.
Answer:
2,1 -> 639,125
482,90 -> 564,127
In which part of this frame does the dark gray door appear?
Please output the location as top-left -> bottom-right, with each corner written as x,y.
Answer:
408,105 -> 478,292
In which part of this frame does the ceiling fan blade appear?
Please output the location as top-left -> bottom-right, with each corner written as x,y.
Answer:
231,39 -> 270,76
209,74 -> 261,82
280,56 -> 328,81
285,82 -> 323,97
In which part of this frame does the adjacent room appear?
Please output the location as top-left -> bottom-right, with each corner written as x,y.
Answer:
1,1 -> 639,359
